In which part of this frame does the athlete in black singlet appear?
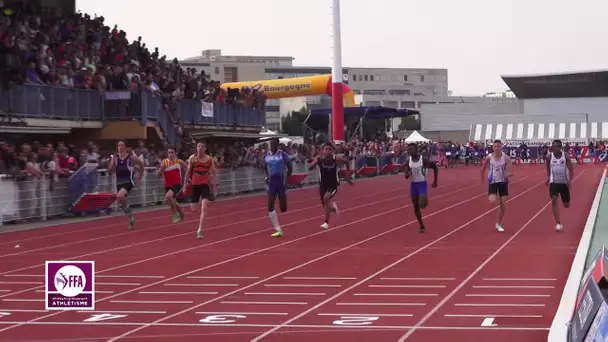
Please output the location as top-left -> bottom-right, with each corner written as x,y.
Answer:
309,142 -> 349,229
107,140 -> 144,230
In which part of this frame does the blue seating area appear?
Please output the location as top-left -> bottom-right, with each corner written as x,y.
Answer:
0,84 -> 266,147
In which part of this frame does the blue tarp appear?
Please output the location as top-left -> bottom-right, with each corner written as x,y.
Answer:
310,106 -> 419,118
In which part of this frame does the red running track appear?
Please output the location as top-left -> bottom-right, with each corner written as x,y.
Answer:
0,165 -> 602,341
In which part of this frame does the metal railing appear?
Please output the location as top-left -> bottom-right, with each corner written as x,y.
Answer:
0,155 -> 405,226
0,84 -> 103,120
1,84 -> 266,148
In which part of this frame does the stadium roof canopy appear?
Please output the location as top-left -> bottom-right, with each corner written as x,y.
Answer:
501,70 -> 608,99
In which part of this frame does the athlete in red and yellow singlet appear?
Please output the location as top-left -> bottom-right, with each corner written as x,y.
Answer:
157,147 -> 188,223
186,142 -> 217,239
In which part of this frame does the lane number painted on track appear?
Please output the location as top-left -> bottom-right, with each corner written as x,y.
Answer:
199,315 -> 247,324
84,314 -> 128,322
0,312 -> 10,319
481,317 -> 497,327
333,316 -> 379,326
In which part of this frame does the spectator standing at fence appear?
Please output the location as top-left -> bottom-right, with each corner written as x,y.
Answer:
108,140 -> 143,230
157,147 -> 186,224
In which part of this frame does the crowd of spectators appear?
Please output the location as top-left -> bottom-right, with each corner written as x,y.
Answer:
0,1 -> 266,115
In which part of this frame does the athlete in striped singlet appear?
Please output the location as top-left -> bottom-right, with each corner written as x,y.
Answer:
157,147 -> 187,223
185,142 -> 217,239
403,143 -> 438,233
481,140 -> 513,232
107,140 -> 144,230
546,139 -> 573,232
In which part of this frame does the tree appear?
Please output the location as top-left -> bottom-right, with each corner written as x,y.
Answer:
398,115 -> 421,131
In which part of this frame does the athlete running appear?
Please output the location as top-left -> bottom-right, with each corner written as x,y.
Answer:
546,139 -> 573,232
481,139 -> 513,232
263,138 -> 293,237
403,143 -> 438,233
185,142 -> 217,239
157,147 -> 187,223
308,142 -> 349,229
107,140 -> 144,230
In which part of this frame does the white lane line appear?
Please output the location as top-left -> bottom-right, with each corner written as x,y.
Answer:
369,285 -> 446,289
381,278 -> 456,281
164,283 -> 238,287
138,292 -> 218,295
244,292 -> 326,296
465,294 -> 551,297
0,290 -> 10,293
97,275 -> 165,279
0,321 -> 552,330
187,276 -> 259,280
318,313 -> 414,317
264,284 -> 341,288
110,300 -> 193,304
283,277 -> 356,280
354,293 -> 438,297
96,282 -> 141,286
220,301 -> 308,305
336,302 -> 426,306
77,310 -> 167,314
483,278 -> 556,281
0,282 -> 41,285
195,312 -> 288,316
0,309 -> 48,313
1,299 -> 44,302
455,303 -> 545,307
473,285 -> 554,289
35,290 -> 114,294
445,314 -> 543,318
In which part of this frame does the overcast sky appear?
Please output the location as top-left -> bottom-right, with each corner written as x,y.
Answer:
77,0 -> 608,96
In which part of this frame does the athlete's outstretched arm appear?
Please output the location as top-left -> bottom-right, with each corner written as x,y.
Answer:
209,159 -> 218,193
403,163 -> 411,179
185,156 -> 194,184
156,160 -> 166,177
130,156 -> 145,184
545,154 -> 551,184
480,156 -> 489,183
566,156 -> 574,187
308,156 -> 320,170
107,155 -> 116,173
335,154 -> 349,165
505,156 -> 514,177
283,152 -> 293,176
424,158 -> 439,187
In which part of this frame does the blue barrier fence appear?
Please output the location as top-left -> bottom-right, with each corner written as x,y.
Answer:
1,85 -> 266,147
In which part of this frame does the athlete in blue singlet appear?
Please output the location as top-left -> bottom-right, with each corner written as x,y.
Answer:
263,138 -> 293,237
107,140 -> 144,230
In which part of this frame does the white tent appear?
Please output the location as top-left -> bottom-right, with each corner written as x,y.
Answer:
404,131 -> 430,143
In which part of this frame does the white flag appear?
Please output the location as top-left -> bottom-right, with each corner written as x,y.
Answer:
201,101 -> 214,118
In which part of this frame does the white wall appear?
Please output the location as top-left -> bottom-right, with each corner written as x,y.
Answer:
522,97 -> 608,122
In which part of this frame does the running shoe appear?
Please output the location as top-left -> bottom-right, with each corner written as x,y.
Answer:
495,223 -> 505,232
128,215 -> 135,231
197,230 -> 203,239
172,213 -> 180,224
555,223 -> 563,232
271,231 -> 283,237
419,225 -> 425,233
321,222 -> 329,229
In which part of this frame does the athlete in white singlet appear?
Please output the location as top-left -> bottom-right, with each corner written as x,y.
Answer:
404,143 -> 438,233
481,140 -> 513,232
546,139 -> 573,232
